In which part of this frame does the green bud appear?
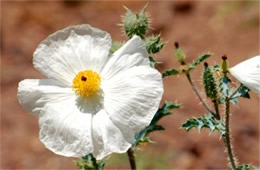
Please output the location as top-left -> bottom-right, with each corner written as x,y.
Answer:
203,62 -> 218,100
174,42 -> 186,65
221,55 -> 229,73
145,35 -> 165,54
122,5 -> 149,39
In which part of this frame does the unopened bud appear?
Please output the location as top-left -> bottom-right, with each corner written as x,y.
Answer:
203,63 -> 218,100
221,54 -> 229,73
174,42 -> 186,65
122,5 -> 149,39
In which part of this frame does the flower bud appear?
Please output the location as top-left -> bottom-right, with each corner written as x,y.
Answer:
221,55 -> 229,73
122,5 -> 149,39
203,62 -> 218,100
174,42 -> 186,65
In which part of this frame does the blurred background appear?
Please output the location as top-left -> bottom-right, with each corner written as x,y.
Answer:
1,1 -> 259,169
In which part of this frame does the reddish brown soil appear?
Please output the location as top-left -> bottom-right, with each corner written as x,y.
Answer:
1,1 -> 259,169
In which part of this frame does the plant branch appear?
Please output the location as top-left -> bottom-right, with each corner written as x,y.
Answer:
185,72 -> 216,115
223,97 -> 237,169
127,148 -> 136,170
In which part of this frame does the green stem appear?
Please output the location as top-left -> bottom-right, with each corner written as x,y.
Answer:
185,72 -> 216,115
223,95 -> 237,169
127,148 -> 136,170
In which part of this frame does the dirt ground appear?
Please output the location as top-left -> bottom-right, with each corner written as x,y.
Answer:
1,1 -> 259,169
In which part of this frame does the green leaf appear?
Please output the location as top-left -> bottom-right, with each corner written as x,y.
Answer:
145,35 -> 165,54
188,53 -> 211,71
230,85 -> 250,104
238,164 -> 251,170
151,102 -> 180,124
149,56 -> 158,68
133,102 -> 180,148
213,64 -> 222,72
182,114 -> 226,136
231,84 -> 250,100
219,76 -> 232,97
133,124 -> 164,147
162,68 -> 179,78
75,154 -> 105,170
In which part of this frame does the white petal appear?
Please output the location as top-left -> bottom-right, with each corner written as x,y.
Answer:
18,79 -> 97,157
17,79 -> 73,117
112,35 -> 149,57
230,55 -> 260,94
33,24 -> 112,86
92,110 -> 131,160
101,35 -> 149,79
39,98 -> 93,157
102,66 -> 163,143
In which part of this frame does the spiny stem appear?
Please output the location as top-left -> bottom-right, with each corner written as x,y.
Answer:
223,95 -> 237,169
185,72 -> 216,115
212,99 -> 220,120
127,148 -> 136,170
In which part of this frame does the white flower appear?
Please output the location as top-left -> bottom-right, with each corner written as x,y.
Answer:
17,24 -> 163,160
229,55 -> 260,94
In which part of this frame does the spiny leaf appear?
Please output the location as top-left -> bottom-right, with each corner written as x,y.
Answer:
149,56 -> 158,68
151,102 -> 180,124
188,53 -> 211,71
230,84 -> 250,104
238,164 -> 251,170
220,82 -> 250,104
133,124 -> 164,147
75,154 -> 105,170
219,76 -> 232,97
145,35 -> 165,54
213,64 -> 222,72
182,114 -> 226,136
133,102 -> 180,148
162,68 -> 179,78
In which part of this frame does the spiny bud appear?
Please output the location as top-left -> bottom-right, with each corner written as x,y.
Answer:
221,54 -> 229,73
122,5 -> 149,39
174,42 -> 186,65
203,62 -> 218,100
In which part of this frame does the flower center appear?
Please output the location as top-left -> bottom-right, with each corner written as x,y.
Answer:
73,70 -> 101,98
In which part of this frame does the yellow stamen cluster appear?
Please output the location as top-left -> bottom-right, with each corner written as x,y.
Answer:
73,70 -> 101,98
